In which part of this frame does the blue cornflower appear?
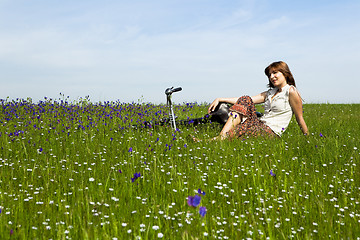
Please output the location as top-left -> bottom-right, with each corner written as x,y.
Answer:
131,172 -> 141,182
270,169 -> 276,177
128,147 -> 133,152
198,189 -> 206,196
199,206 -> 207,217
187,195 -> 201,207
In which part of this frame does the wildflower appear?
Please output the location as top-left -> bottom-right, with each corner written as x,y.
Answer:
128,147 -> 133,152
146,145 -> 153,152
187,195 -> 201,207
198,189 -> 206,195
131,172 -> 141,182
89,177 -> 95,182
158,233 -> 164,238
118,169 -> 122,173
199,206 -> 207,217
319,133 -> 324,137
270,169 -> 276,177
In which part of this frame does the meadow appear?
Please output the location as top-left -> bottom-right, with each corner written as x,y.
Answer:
0,96 -> 359,239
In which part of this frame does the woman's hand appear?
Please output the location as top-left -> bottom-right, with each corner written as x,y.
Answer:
208,98 -> 220,113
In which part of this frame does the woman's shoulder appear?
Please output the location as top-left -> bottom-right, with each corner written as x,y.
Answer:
288,85 -> 303,102
288,85 -> 300,95
286,85 -> 299,96
288,85 -> 297,91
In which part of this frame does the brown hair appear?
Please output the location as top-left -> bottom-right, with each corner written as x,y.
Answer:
265,61 -> 296,88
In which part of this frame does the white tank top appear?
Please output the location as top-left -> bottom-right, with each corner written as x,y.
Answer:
260,84 -> 294,136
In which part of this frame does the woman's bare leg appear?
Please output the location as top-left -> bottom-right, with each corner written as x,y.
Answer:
217,112 -> 244,139
193,112 -> 245,142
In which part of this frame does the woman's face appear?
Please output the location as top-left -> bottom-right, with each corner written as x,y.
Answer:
269,69 -> 287,88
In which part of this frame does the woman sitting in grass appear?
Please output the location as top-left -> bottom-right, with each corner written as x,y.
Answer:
207,61 -> 308,140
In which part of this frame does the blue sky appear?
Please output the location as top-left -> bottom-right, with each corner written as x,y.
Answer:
1,0 -> 359,104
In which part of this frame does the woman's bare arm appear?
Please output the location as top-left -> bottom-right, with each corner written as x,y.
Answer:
289,87 -> 309,135
208,92 -> 267,114
251,92 -> 267,104
208,97 -> 239,113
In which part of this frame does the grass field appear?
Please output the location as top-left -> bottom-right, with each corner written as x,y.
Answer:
0,97 -> 359,239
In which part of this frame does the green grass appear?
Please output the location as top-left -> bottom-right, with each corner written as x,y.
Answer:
0,98 -> 359,239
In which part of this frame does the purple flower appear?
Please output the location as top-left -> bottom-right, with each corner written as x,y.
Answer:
187,196 -> 194,206
128,147 -> 133,152
187,195 -> 201,207
199,206 -> 207,217
131,172 -> 141,182
118,169 -> 122,173
270,169 -> 276,177
198,189 -> 206,196
319,133 -> 324,137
